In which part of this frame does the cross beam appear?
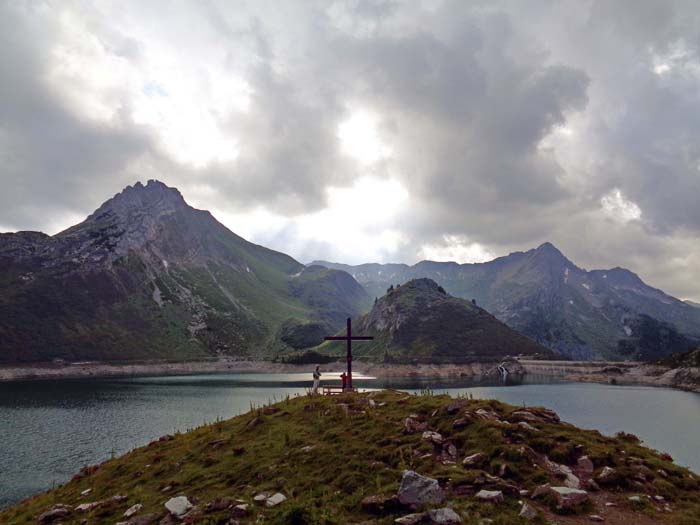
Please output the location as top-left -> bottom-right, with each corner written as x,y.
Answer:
324,317 -> 373,390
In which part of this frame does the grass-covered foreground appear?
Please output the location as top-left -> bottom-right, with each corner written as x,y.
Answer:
2,390 -> 700,524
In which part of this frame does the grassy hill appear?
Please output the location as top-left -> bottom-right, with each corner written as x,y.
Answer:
4,391 -> 699,524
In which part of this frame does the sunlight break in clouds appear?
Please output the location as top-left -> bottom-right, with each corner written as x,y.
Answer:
419,235 -> 496,264
600,188 -> 642,223
337,111 -> 391,165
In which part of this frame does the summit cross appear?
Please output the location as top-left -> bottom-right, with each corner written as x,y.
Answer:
324,317 -> 373,391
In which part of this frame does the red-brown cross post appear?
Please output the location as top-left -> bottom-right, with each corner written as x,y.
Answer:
324,318 -> 373,391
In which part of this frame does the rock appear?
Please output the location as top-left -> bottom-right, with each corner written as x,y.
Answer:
596,466 -> 619,485
231,504 -> 249,517
427,507 -> 462,524
395,513 -> 427,525
300,445 -> 315,452
397,470 -> 445,507
124,504 -> 143,518
253,493 -> 269,504
516,421 -> 538,432
628,495 -> 643,504
510,410 -> 539,422
422,431 -> 444,445
261,406 -> 280,415
204,499 -> 232,513
37,506 -> 71,524
159,514 -> 179,525
475,409 -> 500,421
361,494 -> 402,514
452,417 -> 471,429
475,490 -> 503,503
75,501 -> 100,512
164,496 -> 192,517
161,485 -> 173,493
445,400 -> 469,414
126,514 -> 160,525
265,493 -> 287,507
80,488 -> 92,496
577,456 -> 594,474
462,452 -> 486,466
112,494 -> 128,503
604,502 -> 617,507
519,502 -> 537,520
547,487 -> 589,510
585,479 -> 601,491
589,515 -> 605,522
404,417 -> 428,433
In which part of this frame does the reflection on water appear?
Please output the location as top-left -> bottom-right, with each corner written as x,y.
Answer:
0,373 -> 698,509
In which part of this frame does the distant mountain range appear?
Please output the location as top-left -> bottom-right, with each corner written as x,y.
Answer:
0,181 -> 370,363
312,244 -> 700,360
319,278 -> 553,363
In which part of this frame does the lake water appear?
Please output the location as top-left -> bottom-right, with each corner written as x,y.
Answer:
1,372 -> 699,510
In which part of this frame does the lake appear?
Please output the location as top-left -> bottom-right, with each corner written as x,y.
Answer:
1,372 -> 699,510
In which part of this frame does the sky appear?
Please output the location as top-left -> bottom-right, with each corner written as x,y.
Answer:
1,1 -> 700,301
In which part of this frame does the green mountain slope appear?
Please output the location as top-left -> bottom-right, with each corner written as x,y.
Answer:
312,244 -> 700,360
0,181 -> 370,363
319,278 -> 553,363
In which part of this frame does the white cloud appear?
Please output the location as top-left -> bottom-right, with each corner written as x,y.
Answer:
600,188 -> 642,223
418,235 -> 496,264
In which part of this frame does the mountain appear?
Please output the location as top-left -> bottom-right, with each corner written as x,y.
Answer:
0,180 -> 371,363
319,278 -> 552,363
312,243 -> 700,360
685,300 -> 700,309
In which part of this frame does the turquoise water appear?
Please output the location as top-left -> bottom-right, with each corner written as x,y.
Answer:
1,373 -> 699,509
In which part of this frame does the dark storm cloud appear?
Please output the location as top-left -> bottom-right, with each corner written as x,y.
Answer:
1,0 -> 699,299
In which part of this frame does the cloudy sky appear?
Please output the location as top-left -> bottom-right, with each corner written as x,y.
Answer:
2,1 -> 700,300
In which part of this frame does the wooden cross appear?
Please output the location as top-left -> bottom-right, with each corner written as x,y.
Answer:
324,317 -> 373,391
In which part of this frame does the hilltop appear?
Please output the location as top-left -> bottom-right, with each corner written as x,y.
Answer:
319,278 -> 552,363
0,181 -> 370,363
312,243 -> 700,360
3,391 -> 699,524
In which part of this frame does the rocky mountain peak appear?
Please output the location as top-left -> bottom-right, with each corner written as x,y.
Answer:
87,179 -> 187,223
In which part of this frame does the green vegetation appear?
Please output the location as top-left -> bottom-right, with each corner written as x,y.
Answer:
4,391 -> 698,524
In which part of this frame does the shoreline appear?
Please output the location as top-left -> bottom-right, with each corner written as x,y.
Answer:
1,358 -> 699,394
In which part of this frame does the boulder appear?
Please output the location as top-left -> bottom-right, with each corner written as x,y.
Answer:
395,513 -> 427,525
397,470 -> 445,507
265,493 -> 287,507
577,456 -> 594,474
422,431 -> 444,445
475,490 -> 503,503
404,417 -> 428,433
124,504 -> 143,518
427,507 -> 462,524
519,502 -> 537,520
462,452 -> 486,466
540,486 -> 589,510
475,409 -> 500,421
164,496 -> 192,517
37,506 -> 71,524
595,466 -> 619,485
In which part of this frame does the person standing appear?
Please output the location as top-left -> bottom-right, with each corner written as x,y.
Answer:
311,365 -> 321,395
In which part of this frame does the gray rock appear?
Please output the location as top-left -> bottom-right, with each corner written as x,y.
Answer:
164,496 -> 192,517
395,513 -> 427,525
578,456 -> 594,474
589,515 -> 605,522
596,466 -> 618,485
397,470 -> 445,507
462,452 -> 486,466
422,431 -> 444,445
519,502 -> 537,520
475,490 -> 503,503
37,506 -> 71,524
427,507 -> 462,524
124,504 -> 143,518
265,493 -> 287,507
548,487 -> 589,510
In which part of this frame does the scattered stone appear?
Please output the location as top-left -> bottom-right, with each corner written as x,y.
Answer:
261,406 -> 280,415
516,421 -> 538,432
596,466 -> 618,485
577,456 -> 594,474
112,494 -> 128,503
124,504 -> 143,518
395,513 -> 427,525
585,479 -> 601,491
38,506 -> 71,524
653,495 -> 665,502
164,496 -> 192,517
300,445 -> 315,452
628,496 -> 643,504
125,513 -> 160,525
427,507 -> 462,524
231,504 -> 249,517
253,493 -> 269,504
80,488 -> 92,496
533,486 -> 588,510
161,485 -> 173,493
265,493 -> 287,507
361,494 -> 402,514
369,399 -> 377,408
589,515 -> 604,522
404,417 -> 428,433
397,470 -> 445,507
422,431 -> 444,445
445,400 -> 470,414
605,502 -> 617,507
247,417 -> 263,428
462,452 -> 486,466
452,417 -> 471,429
208,439 -> 228,449
475,490 -> 504,503
519,490 -> 530,497
75,502 -> 100,512
475,409 -> 500,421
204,499 -> 232,513
519,502 -> 537,519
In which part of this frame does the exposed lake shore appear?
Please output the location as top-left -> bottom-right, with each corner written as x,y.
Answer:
1,358 -> 699,393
